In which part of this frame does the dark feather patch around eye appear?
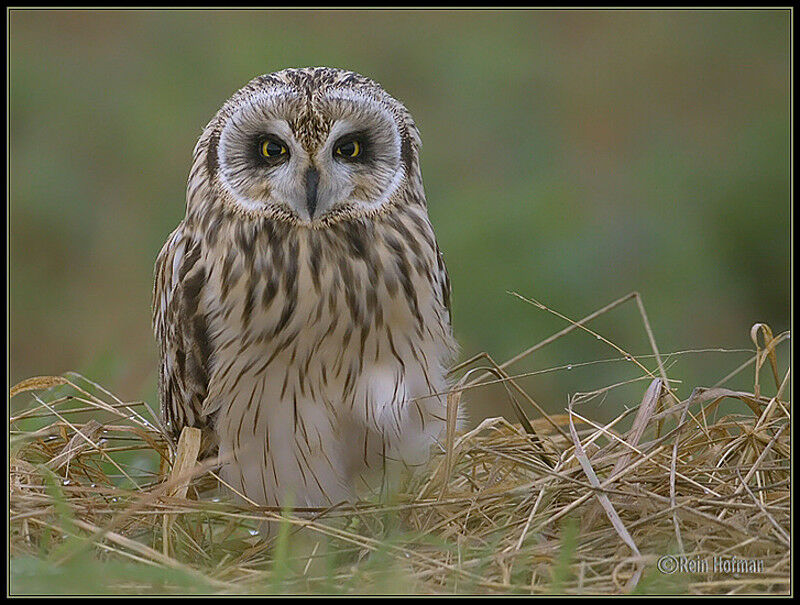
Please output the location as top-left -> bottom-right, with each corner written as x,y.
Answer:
333,130 -> 373,164
247,133 -> 290,167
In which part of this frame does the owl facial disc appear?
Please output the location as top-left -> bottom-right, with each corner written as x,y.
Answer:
214,80 -> 407,224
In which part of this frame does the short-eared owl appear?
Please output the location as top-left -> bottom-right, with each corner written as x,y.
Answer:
153,67 -> 457,511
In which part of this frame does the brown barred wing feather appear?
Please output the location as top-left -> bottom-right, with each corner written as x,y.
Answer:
152,224 -> 217,454
435,245 -> 453,330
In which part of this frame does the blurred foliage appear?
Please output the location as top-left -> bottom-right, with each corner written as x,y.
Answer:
10,10 -> 790,424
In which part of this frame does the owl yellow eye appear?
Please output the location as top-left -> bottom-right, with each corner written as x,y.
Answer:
261,139 -> 287,158
335,140 -> 361,159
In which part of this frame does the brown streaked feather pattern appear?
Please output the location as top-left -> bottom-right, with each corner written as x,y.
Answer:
153,67 -> 457,513
153,226 -> 220,454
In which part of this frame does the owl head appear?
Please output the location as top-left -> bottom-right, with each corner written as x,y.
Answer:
191,67 -> 424,225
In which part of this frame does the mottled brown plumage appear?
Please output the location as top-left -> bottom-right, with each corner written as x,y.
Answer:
153,67 -> 457,512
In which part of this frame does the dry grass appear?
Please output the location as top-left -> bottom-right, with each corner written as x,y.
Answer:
9,294 -> 790,595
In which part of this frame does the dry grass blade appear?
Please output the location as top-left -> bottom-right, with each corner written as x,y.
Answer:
567,395 -> 643,592
48,420 -> 103,471
10,315 -> 790,595
162,427 -> 202,557
10,375 -> 70,398
581,378 -> 663,532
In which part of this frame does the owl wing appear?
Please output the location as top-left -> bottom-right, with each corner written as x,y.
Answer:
152,224 -> 216,450
435,244 -> 453,329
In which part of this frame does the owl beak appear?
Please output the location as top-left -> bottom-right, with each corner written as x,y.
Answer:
305,166 -> 320,219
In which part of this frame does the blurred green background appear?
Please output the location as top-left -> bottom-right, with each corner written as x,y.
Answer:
10,10 -> 790,426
